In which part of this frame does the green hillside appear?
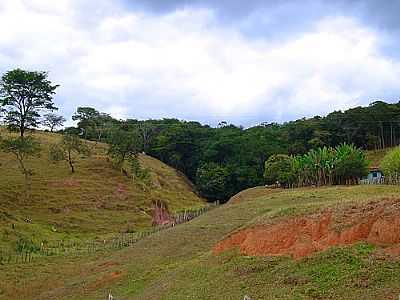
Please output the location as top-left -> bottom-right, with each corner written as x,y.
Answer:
365,148 -> 392,169
2,185 -> 400,299
0,130 -> 205,251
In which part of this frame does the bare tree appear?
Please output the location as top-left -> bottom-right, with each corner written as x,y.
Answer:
49,134 -> 90,173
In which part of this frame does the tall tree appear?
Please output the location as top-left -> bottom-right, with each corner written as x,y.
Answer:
42,113 -> 66,132
107,126 -> 142,171
138,122 -> 156,154
72,107 -> 113,142
0,69 -> 59,137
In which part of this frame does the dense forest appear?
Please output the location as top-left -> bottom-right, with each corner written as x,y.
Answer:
63,100 -> 400,201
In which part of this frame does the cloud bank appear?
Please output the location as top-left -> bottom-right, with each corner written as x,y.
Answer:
1,0 -> 400,126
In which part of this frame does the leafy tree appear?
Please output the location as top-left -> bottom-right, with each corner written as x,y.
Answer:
0,69 -> 59,137
130,155 -> 151,183
264,154 -> 293,187
72,107 -> 113,142
0,136 -> 41,199
107,127 -> 142,170
62,126 -> 81,135
334,143 -> 368,184
138,121 -> 156,154
149,120 -> 206,179
42,113 -> 66,132
49,134 -> 90,173
380,147 -> 400,182
196,163 -> 229,200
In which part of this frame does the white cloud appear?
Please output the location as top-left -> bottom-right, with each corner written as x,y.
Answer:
0,0 -> 399,125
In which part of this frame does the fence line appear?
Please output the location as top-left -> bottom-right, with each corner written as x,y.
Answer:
0,202 -> 219,266
359,178 -> 385,185
357,177 -> 400,185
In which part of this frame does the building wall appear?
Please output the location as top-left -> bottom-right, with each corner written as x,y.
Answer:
367,171 -> 383,181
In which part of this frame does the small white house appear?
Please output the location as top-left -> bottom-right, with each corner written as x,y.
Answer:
367,167 -> 384,183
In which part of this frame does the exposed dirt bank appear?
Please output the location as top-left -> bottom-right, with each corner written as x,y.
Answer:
214,199 -> 400,259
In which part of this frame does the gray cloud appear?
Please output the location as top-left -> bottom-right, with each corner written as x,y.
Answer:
1,0 -> 400,127
122,0 -> 400,58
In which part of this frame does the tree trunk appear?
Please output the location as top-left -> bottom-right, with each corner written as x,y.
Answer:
24,171 -> 31,200
390,122 -> 393,147
68,151 -> 74,173
381,123 -> 385,149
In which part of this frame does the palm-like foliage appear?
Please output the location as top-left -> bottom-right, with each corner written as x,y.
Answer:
265,143 -> 368,187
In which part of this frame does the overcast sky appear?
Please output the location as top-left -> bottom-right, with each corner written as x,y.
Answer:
1,0 -> 400,126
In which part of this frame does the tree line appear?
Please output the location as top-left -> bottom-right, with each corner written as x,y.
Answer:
2,68 -> 400,202
65,102 -> 400,201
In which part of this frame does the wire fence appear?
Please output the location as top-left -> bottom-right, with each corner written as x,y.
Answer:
0,202 -> 219,266
358,177 -> 400,185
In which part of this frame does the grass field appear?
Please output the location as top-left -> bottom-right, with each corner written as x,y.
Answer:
2,185 -> 400,299
0,130 -> 205,252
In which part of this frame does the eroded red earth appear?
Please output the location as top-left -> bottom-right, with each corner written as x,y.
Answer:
213,199 -> 400,259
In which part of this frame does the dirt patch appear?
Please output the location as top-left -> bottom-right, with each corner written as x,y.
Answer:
114,183 -> 128,200
213,199 -> 400,259
152,200 -> 173,226
48,178 -> 80,188
88,270 -> 124,290
383,245 -> 400,257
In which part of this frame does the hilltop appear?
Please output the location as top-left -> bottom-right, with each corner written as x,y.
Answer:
0,130 -> 205,251
2,185 -> 400,299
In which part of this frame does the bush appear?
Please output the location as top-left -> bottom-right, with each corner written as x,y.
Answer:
381,147 -> 400,181
196,163 -> 229,201
264,154 -> 293,186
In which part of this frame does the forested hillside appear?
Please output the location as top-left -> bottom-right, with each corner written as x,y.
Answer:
66,101 -> 400,201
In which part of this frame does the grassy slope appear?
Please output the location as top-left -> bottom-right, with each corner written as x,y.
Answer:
2,185 -> 400,299
365,148 -> 392,169
0,130 -> 205,251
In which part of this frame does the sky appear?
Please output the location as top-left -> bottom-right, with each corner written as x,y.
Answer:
1,0 -> 400,126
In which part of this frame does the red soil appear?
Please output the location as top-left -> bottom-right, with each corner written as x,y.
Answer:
89,270 -> 124,290
152,200 -> 173,226
213,199 -> 400,259
114,183 -> 128,199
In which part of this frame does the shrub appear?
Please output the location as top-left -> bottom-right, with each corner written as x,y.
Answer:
381,147 -> 400,181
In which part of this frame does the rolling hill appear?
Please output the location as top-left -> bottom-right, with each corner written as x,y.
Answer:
2,185 -> 400,299
0,130 -> 205,252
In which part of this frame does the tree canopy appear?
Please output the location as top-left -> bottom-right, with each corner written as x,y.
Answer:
57,101 -> 400,201
42,113 -> 66,132
0,69 -> 59,137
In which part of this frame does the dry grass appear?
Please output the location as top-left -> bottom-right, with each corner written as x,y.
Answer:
0,129 -> 205,251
